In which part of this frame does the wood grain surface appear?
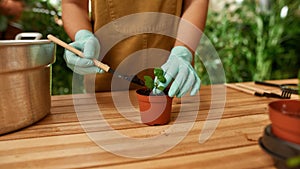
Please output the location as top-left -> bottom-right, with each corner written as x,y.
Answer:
0,79 -> 298,169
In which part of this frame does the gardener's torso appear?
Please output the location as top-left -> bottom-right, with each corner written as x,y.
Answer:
86,0 -> 183,92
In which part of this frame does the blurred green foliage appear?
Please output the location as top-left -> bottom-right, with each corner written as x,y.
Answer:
2,0 -> 299,94
20,0 -> 75,95
196,0 -> 300,84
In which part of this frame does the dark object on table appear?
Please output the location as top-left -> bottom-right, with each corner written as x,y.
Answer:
259,125 -> 300,169
255,81 -> 299,95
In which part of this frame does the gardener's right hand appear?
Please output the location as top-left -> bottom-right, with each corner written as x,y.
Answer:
63,30 -> 104,75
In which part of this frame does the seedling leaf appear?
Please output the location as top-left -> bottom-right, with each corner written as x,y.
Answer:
144,76 -> 154,90
157,86 -> 165,91
154,68 -> 164,76
157,75 -> 166,83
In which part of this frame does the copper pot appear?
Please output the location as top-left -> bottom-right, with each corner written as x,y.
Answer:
0,33 -> 56,134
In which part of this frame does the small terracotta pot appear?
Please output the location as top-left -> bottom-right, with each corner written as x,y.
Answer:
268,100 -> 300,144
136,88 -> 173,125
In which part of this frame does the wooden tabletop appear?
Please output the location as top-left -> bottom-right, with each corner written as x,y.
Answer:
0,79 -> 299,169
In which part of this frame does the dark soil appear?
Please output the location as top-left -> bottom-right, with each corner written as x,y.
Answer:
136,88 -> 152,96
136,88 -> 168,96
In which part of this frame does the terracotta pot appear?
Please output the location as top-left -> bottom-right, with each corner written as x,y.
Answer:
136,88 -> 173,125
268,100 -> 300,144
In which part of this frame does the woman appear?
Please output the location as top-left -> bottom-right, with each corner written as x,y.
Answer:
62,0 -> 208,97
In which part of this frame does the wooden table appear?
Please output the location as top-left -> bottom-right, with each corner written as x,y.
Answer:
0,79 -> 298,169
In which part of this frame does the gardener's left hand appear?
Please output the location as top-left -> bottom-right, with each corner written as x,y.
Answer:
153,46 -> 201,97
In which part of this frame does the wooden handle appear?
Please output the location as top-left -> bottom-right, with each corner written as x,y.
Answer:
225,83 -> 255,95
235,83 -> 265,93
47,34 -> 84,57
47,34 -> 111,72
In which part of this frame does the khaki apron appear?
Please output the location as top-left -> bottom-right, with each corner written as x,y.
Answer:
86,0 -> 183,92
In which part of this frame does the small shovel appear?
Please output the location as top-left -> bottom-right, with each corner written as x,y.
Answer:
47,34 -> 145,87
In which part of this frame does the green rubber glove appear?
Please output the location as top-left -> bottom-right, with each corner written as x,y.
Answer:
153,46 -> 201,97
63,30 -> 104,74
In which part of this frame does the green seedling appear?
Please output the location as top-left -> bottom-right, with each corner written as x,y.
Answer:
144,68 -> 166,94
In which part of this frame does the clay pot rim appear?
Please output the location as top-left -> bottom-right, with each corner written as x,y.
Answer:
268,100 -> 300,131
136,88 -> 173,102
268,100 -> 300,117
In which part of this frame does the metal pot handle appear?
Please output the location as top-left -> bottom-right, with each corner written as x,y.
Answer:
15,32 -> 43,40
